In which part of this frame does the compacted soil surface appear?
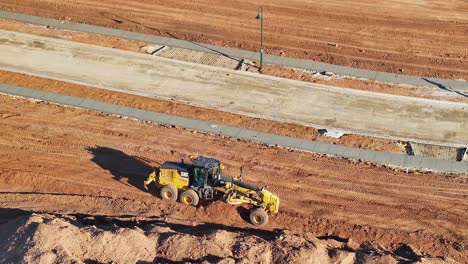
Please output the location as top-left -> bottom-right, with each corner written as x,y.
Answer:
0,95 -> 467,262
0,0 -> 467,79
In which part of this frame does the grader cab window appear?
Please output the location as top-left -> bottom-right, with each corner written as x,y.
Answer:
192,166 -> 219,187
207,167 -> 219,186
192,167 -> 205,187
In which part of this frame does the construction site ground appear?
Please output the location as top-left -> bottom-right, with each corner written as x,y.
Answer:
0,94 -> 467,262
0,2 -> 467,263
1,30 -> 467,146
1,18 -> 467,104
0,0 -> 467,79
0,70 -> 404,154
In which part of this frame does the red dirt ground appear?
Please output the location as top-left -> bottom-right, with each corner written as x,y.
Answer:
0,95 -> 467,261
0,2 -> 467,261
0,0 -> 467,79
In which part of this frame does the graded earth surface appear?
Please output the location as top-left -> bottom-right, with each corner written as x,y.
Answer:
0,1 -> 467,263
0,95 -> 467,262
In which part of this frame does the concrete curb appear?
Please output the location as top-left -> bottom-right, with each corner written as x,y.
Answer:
1,83 -> 466,174
0,10 -> 467,92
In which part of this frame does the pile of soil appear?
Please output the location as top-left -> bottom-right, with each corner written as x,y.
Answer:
0,212 -> 450,264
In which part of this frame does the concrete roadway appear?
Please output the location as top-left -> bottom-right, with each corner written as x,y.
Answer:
0,30 -> 466,145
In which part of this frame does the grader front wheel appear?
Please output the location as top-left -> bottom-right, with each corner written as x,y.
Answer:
249,208 -> 269,226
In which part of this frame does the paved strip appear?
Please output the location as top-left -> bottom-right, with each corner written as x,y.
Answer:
0,10 -> 467,92
0,83 -> 466,173
1,30 -> 467,147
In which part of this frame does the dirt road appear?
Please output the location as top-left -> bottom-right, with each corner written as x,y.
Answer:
0,94 -> 467,261
0,70 -> 404,154
1,30 -> 467,145
0,0 -> 467,79
2,17 -> 468,105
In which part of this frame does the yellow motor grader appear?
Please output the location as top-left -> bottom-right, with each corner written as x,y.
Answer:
144,156 -> 279,226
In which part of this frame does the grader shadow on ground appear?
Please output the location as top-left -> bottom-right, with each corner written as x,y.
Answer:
86,146 -> 155,192
87,146 -> 214,201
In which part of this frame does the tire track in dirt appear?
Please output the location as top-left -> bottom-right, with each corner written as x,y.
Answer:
0,94 -> 467,260
0,169 -> 148,198
5,97 -> 466,231
2,99 -> 464,229
0,192 -> 163,217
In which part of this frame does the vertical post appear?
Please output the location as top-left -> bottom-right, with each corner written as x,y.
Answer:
256,6 -> 264,71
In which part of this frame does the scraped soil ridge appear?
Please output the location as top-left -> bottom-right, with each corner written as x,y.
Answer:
0,211 -> 452,264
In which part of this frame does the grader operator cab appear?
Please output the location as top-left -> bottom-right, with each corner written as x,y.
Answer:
144,156 -> 279,226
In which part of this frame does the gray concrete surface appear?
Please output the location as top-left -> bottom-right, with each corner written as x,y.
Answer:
0,10 -> 467,91
0,30 -> 467,147
0,83 -> 466,173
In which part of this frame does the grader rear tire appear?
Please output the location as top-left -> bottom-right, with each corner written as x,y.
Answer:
249,208 -> 269,226
160,185 -> 178,201
179,189 -> 200,206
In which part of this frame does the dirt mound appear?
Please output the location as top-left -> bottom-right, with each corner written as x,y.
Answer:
0,212 -> 453,264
